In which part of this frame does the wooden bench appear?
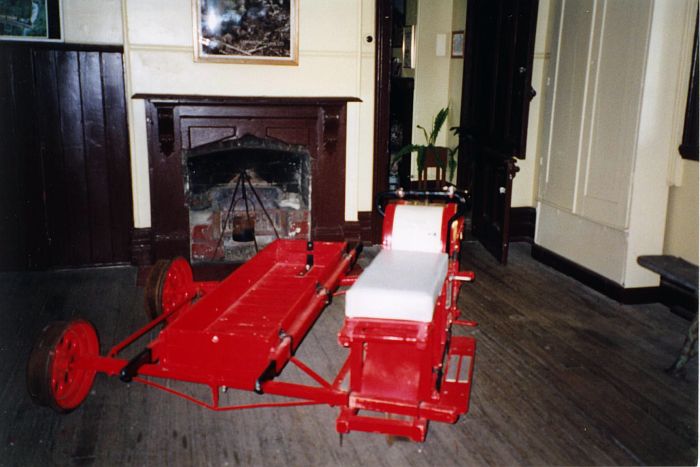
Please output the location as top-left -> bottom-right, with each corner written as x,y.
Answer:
638,255 -> 698,378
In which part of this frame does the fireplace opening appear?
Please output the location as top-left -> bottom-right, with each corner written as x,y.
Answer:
183,134 -> 311,263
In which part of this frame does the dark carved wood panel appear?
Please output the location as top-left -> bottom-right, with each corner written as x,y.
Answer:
0,44 -> 132,271
144,96 -> 355,262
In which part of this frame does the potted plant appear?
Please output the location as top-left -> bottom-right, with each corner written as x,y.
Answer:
391,107 -> 459,184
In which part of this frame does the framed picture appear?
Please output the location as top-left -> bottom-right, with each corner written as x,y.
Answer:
0,0 -> 62,41
402,25 -> 414,69
451,30 -> 464,58
193,0 -> 299,65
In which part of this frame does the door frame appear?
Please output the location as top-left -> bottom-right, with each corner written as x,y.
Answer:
370,0 -> 393,244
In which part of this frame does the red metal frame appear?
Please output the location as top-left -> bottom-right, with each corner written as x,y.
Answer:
336,199 -> 476,441
77,240 -> 361,410
37,197 -> 477,442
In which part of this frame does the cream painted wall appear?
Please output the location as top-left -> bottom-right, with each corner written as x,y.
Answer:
118,0 -> 376,228
536,0 -> 696,288
664,160 -> 699,264
446,0 -> 466,182
62,0 -> 123,44
410,0 -> 458,181
412,0 -> 452,147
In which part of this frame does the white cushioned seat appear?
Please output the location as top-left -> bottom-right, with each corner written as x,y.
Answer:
345,249 -> 448,322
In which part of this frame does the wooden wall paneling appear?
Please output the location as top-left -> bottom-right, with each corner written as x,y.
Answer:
33,49 -> 70,267
80,51 -> 113,263
0,43 -> 132,270
14,47 -> 47,270
0,46 -> 49,270
56,51 -> 91,266
0,47 -> 24,269
101,52 -> 133,262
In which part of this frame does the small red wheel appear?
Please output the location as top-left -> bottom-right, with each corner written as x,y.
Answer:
26,320 -> 99,413
144,257 -> 194,321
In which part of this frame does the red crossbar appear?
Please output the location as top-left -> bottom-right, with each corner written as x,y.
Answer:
131,377 -> 324,411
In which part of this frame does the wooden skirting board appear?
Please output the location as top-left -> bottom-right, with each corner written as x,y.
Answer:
506,207 -> 674,309
531,244 -> 660,305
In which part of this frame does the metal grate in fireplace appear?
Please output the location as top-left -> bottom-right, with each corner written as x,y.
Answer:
183,134 -> 311,263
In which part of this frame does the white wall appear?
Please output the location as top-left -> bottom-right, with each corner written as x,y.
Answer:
535,0 -> 697,287
446,0 -> 467,179
116,0 -> 376,228
664,160 -> 699,264
62,0 -> 123,44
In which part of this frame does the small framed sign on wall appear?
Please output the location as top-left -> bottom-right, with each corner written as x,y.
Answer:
451,30 -> 464,58
193,0 -> 299,65
0,0 -> 62,41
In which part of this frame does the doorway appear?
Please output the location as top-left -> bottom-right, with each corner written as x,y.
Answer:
372,0 -> 540,263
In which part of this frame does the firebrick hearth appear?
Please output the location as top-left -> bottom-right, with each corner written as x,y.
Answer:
184,134 -> 311,262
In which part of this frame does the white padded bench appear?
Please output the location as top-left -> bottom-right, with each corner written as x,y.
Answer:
346,249 -> 448,322
346,204 -> 448,323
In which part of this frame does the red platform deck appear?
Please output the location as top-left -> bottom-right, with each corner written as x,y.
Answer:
149,240 -> 352,390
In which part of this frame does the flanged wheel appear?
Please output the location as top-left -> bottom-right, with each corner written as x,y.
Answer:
144,257 -> 194,321
26,320 -> 99,413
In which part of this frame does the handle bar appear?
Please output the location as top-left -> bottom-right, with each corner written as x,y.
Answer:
376,187 -> 469,217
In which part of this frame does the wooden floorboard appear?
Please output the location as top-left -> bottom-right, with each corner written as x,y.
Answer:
0,242 -> 696,466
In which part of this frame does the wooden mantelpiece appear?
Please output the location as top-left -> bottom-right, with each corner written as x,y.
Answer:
140,95 -> 360,263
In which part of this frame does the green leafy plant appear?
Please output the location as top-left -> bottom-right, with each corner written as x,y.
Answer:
391,107 -> 459,182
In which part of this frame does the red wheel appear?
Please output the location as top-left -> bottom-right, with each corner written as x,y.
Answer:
26,320 -> 99,413
144,257 -> 194,321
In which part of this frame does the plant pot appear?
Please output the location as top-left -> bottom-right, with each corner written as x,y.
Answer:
415,146 -> 449,190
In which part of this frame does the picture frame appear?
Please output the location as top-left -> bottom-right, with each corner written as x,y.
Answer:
402,25 -> 414,69
0,0 -> 62,42
193,0 -> 299,65
451,30 -> 464,58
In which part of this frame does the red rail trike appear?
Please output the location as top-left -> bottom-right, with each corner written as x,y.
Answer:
27,189 -> 477,442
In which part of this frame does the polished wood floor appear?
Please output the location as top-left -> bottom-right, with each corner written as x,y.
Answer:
0,242 -> 696,466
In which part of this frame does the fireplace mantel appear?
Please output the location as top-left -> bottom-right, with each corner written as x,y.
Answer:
139,95 -> 361,263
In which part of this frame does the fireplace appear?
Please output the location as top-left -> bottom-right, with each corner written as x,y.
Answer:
184,134 -> 311,262
137,95 -> 364,265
